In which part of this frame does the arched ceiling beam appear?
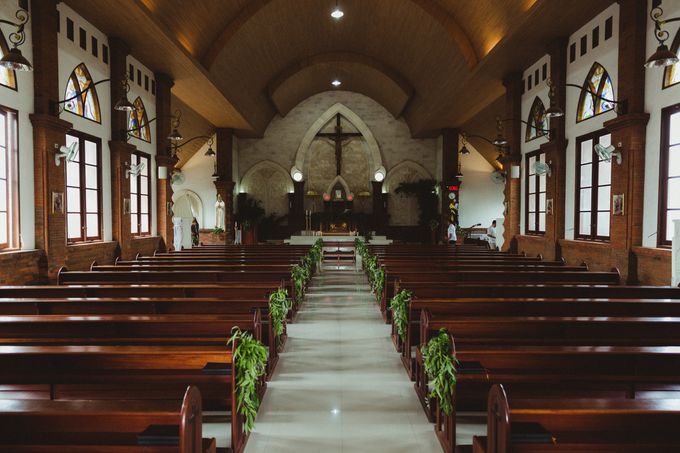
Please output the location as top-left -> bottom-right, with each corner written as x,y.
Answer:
267,52 -> 414,103
201,0 -> 478,70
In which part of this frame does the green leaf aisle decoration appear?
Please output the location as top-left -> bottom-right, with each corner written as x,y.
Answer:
269,288 -> 292,347
422,328 -> 459,416
354,239 -> 383,301
291,265 -> 309,306
227,328 -> 268,433
390,289 -> 412,342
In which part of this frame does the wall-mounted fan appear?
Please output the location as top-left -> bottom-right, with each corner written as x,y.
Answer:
54,142 -> 78,167
533,161 -> 552,177
594,143 -> 622,165
490,170 -> 506,184
125,162 -> 146,179
171,169 -> 185,186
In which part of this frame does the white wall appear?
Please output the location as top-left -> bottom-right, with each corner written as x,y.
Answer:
519,54 -> 551,235
458,140 -> 505,229
172,137 -> 217,230
564,3 -> 620,240
643,0 -> 680,247
57,3 -> 112,241
0,0 -> 34,250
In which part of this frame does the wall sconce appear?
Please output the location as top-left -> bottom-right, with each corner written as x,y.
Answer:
158,166 -> 168,180
645,4 -> 680,68
510,165 -> 521,179
373,166 -> 386,182
0,8 -> 32,71
53,73 -> 134,115
291,168 -> 304,182
127,109 -> 183,141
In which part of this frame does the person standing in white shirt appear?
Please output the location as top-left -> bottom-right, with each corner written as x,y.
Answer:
447,222 -> 457,245
487,220 -> 497,250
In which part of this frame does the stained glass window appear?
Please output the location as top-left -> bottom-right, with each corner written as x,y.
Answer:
128,97 -> 151,143
525,97 -> 548,142
63,63 -> 101,123
577,62 -> 615,122
0,31 -> 16,90
663,29 -> 680,89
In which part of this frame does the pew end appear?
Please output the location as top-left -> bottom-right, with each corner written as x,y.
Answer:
90,261 -> 97,271
56,266 -> 68,285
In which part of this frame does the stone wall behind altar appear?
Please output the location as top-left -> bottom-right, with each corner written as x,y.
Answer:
236,91 -> 438,225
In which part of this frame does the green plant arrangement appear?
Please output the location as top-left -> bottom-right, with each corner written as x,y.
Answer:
422,328 -> 459,416
211,227 -> 225,235
354,239 -> 384,302
269,288 -> 292,348
227,327 -> 268,433
390,289 -> 413,342
291,264 -> 309,306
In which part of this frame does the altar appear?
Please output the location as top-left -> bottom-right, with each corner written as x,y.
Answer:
285,233 -> 392,245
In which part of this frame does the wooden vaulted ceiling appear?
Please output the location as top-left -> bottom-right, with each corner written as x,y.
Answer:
64,0 -> 613,165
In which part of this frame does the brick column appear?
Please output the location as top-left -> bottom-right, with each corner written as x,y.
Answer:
541,38 -> 568,260
603,0 -> 649,283
30,0 -> 72,280
214,128 -> 234,243
108,37 -> 135,259
154,73 -> 175,250
372,180 -> 386,235
501,73 -> 523,252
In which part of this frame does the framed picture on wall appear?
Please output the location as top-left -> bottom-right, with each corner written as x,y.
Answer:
51,192 -> 63,214
613,194 -> 625,216
123,198 -> 131,215
546,198 -> 553,216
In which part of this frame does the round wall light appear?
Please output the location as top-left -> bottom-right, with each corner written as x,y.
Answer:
374,166 -> 386,182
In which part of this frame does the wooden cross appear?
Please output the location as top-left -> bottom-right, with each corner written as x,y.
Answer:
315,113 -> 362,176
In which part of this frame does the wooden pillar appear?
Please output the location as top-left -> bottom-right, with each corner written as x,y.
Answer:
541,38 -> 568,260
604,0 -> 649,283
108,37 -> 135,259
214,128 -> 234,243
372,180 -> 386,235
290,180 -> 305,235
30,0 -> 72,280
154,73 -> 176,250
501,73 -> 523,252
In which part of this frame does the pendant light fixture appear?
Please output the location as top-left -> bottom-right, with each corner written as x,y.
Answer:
645,4 -> 680,68
331,0 -> 344,19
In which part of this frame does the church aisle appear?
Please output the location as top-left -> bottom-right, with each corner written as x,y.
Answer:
239,263 -> 452,452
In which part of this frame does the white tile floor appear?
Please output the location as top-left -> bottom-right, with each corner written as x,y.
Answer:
207,263 -> 484,452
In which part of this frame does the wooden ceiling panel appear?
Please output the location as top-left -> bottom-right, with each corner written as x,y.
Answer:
270,63 -> 411,118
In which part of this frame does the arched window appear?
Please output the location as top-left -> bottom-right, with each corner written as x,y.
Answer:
128,97 -> 151,142
577,62 -> 615,122
0,30 -> 16,90
525,96 -> 548,142
663,28 -> 680,89
63,63 -> 101,123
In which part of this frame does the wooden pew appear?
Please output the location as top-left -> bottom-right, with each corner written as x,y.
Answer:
469,384 -> 680,453
0,385 -> 216,452
421,343 -> 680,451
0,343 -> 250,452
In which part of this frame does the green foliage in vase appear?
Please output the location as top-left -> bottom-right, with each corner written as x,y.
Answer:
227,327 -> 268,432
390,289 -> 413,342
422,328 -> 459,416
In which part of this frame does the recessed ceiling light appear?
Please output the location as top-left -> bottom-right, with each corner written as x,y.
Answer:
331,79 -> 342,87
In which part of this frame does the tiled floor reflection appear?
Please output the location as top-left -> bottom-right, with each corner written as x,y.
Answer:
211,263 -> 484,452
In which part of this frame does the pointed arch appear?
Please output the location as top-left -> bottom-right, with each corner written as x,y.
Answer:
324,175 -> 351,197
525,96 -> 548,142
382,160 -> 432,193
63,63 -> 101,123
294,103 -> 383,178
240,160 -> 294,193
577,62 -> 615,123
128,97 -> 151,142
663,28 -> 680,89
0,30 -> 16,90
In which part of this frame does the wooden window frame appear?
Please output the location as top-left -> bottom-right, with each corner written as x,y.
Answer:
575,129 -> 612,241
525,149 -> 547,235
658,103 -> 680,247
65,130 -> 102,243
130,151 -> 151,237
0,105 -> 19,250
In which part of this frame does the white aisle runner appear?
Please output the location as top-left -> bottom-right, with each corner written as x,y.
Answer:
239,263 -> 452,452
